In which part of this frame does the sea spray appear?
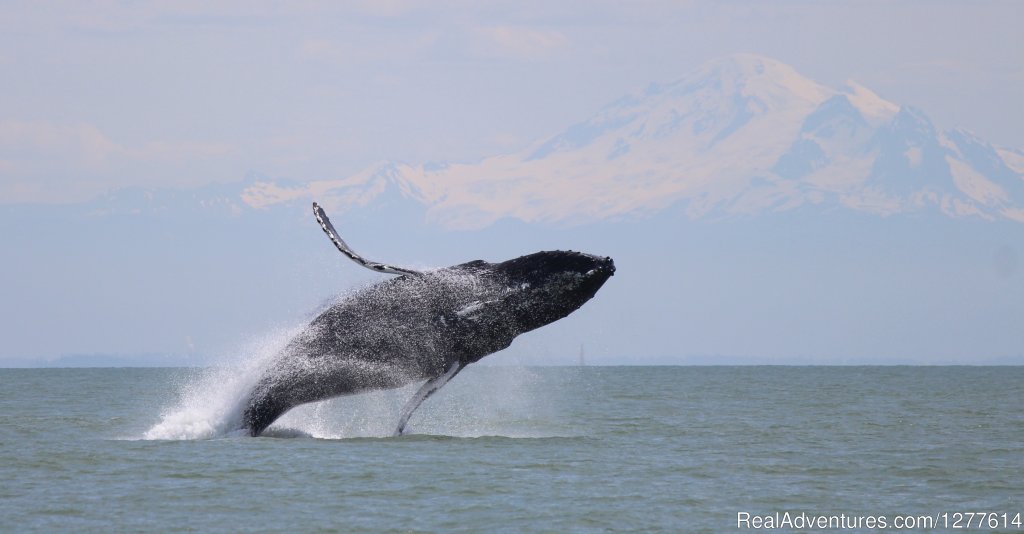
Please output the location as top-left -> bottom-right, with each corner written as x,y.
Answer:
143,355 -> 576,440
142,325 -> 302,440
272,365 -> 579,439
142,264 -> 590,440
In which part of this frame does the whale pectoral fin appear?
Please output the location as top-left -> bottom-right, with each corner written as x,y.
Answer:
312,202 -> 422,276
393,361 -> 463,437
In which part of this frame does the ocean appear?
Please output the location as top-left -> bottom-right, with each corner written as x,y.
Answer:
0,366 -> 1021,532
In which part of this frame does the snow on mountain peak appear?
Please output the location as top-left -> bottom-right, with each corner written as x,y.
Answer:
841,80 -> 899,124
670,54 -> 832,109
237,55 -> 1023,228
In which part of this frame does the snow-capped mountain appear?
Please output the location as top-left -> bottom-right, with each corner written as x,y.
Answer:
6,54 -> 1022,365
238,54 -> 1024,229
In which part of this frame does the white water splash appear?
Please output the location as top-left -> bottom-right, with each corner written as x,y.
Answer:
143,343 -> 574,441
142,326 -> 301,440
141,267 -> 577,440
267,365 -> 576,439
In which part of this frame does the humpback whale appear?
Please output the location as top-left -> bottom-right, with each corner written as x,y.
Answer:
240,202 -> 615,436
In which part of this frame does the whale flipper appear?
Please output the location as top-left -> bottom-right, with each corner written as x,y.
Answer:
313,202 -> 422,276
394,360 -> 463,436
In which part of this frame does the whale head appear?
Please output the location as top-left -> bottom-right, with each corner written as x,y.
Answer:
490,250 -> 615,335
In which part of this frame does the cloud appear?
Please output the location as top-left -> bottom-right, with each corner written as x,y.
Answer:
298,22 -> 568,66
299,30 -> 441,65
341,0 -> 425,17
0,120 -> 232,203
470,25 -> 569,61
0,121 -> 120,169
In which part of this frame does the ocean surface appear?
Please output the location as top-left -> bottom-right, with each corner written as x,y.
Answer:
1,366 -> 1021,532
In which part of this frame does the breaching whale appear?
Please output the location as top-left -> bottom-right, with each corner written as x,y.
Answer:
240,202 -> 615,436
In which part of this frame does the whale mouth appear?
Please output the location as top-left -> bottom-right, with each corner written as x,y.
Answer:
582,257 -> 615,290
587,257 -> 615,277
602,257 -> 616,276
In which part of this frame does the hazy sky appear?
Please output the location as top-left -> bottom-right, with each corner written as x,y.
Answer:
2,2 -> 1022,366
2,1 -> 1021,204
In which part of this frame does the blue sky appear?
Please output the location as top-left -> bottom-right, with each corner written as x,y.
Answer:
2,2 -> 1021,204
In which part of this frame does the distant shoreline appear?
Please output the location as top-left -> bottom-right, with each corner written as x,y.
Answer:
3,362 -> 1023,369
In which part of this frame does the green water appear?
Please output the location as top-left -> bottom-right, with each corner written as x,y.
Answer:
1,366 -> 1021,532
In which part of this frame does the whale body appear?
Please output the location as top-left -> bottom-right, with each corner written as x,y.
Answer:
241,203 -> 615,436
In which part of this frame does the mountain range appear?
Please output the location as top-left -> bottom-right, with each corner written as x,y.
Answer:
3,54 -> 1022,365
235,54 -> 1024,228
